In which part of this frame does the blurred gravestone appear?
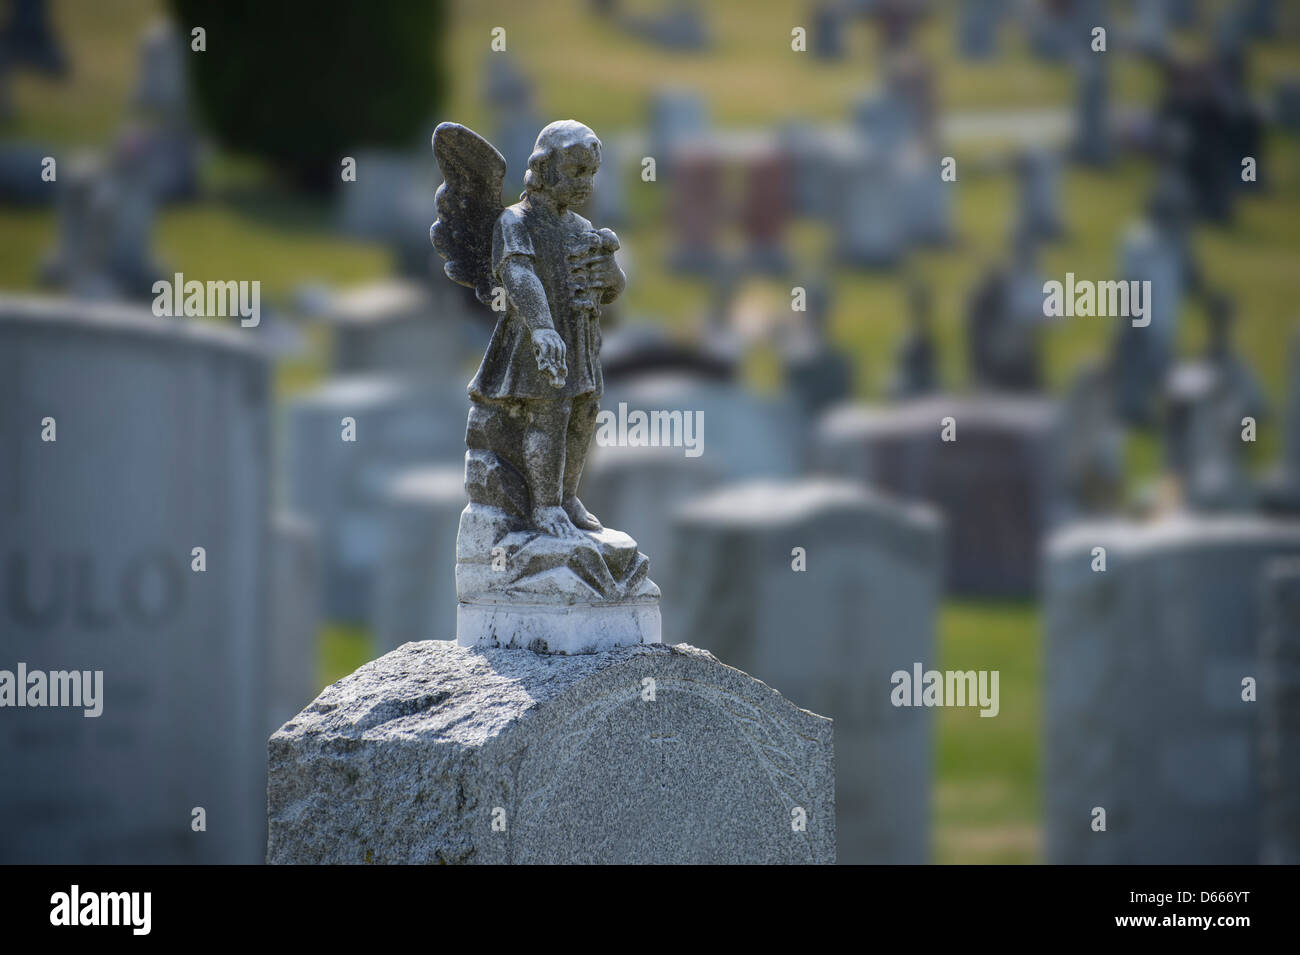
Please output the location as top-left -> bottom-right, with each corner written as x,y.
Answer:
0,294 -> 269,863
739,144 -> 793,274
1260,557 -> 1300,864
116,20 -> 198,201
601,371 -> 803,480
890,280 -> 939,400
1044,515 -> 1300,863
667,143 -> 725,275
666,480 -> 943,863
1014,147 -> 1064,242
957,0 -> 1001,59
283,375 -> 466,623
813,394 -> 1059,596
811,1 -> 847,59
268,512 -> 321,735
373,465 -> 464,655
1072,53 -> 1113,166
833,138 -> 905,268
0,0 -> 67,77
648,87 -> 709,178
1260,334 -> 1300,512
782,281 -> 854,417
39,152 -> 164,301
336,149 -> 439,278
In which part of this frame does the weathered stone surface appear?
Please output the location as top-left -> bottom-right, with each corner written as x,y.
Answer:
267,640 -> 836,864
1044,514 -> 1300,863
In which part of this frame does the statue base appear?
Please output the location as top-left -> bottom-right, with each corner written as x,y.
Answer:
457,600 -> 661,654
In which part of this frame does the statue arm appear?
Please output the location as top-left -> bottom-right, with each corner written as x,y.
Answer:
500,256 -> 555,332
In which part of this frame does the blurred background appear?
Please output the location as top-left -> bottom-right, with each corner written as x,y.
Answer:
2,0 -> 1299,864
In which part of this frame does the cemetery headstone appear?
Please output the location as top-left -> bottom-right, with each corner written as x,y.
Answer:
1260,557 -> 1300,864
666,479 -> 942,863
0,294 -> 270,863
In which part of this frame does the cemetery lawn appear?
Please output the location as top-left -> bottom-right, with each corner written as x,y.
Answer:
935,599 -> 1041,864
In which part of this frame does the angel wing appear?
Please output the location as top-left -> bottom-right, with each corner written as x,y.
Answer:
430,122 -> 507,306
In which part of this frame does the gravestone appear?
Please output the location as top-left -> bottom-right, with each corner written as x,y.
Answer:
1044,514 -> 1300,863
667,143 -> 725,274
966,247 -> 1044,394
619,2 -> 710,51
39,152 -> 164,301
0,0 -> 67,77
320,278 -> 475,381
899,144 -> 954,245
666,479 -> 943,863
739,144 -> 793,273
268,512 -> 321,735
1055,358 -> 1125,521
335,150 -> 440,277
890,280 -> 939,399
780,121 -> 838,218
0,294 -> 269,863
783,281 -> 855,417
1014,147 -> 1064,242
1260,334 -> 1300,512
283,375 -> 466,623
581,443 -> 723,582
268,641 -> 835,863
957,0 -> 1001,59
811,1 -> 847,60
1275,76 -> 1300,137
813,394 -> 1059,596
1072,53 -> 1113,166
1260,557 -> 1300,864
832,138 -> 906,269
117,20 -> 198,201
601,371 -> 803,480
1112,171 -> 1197,425
373,465 -> 464,655
648,87 -> 709,178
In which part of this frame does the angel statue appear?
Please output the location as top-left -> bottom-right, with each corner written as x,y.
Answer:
432,120 -> 658,650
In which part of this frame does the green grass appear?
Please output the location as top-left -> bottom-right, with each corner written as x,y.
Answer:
934,599 -> 1041,864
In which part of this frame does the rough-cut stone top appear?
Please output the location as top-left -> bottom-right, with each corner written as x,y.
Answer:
816,393 -> 1059,440
273,640 -> 762,749
1046,513 -> 1300,560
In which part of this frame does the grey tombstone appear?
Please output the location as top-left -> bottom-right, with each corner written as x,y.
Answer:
1274,75 -> 1300,137
373,465 -> 464,655
811,1 -> 847,59
0,294 -> 270,863
1055,359 -> 1125,522
890,280 -> 939,400
283,375 -> 466,623
1260,557 -> 1300,864
648,87 -> 709,178
118,20 -> 198,201
268,512 -> 321,736
336,149 -> 439,278
600,371 -> 803,480
957,0 -> 1001,59
813,394 -> 1059,596
1014,147 -> 1065,242
1044,514 -> 1300,863
666,142 -> 725,275
666,479 -> 943,863
1260,334 -> 1300,512
268,641 -> 835,863
319,278 -> 475,382
900,144 -> 954,245
0,0 -> 67,77
581,442 -> 723,582
39,152 -> 164,301
1112,175 -> 1195,424
1072,53 -> 1113,166
832,138 -> 906,269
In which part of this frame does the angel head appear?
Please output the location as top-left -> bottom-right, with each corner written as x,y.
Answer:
524,120 -> 602,209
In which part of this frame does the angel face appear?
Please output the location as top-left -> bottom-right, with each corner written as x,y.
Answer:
545,143 -> 600,210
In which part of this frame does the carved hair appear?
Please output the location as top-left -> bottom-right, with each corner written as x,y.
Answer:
524,120 -> 601,193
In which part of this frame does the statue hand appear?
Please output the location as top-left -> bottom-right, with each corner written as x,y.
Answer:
531,327 -> 567,387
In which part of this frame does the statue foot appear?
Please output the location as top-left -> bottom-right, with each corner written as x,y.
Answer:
532,505 -> 583,539
563,495 -> 603,531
